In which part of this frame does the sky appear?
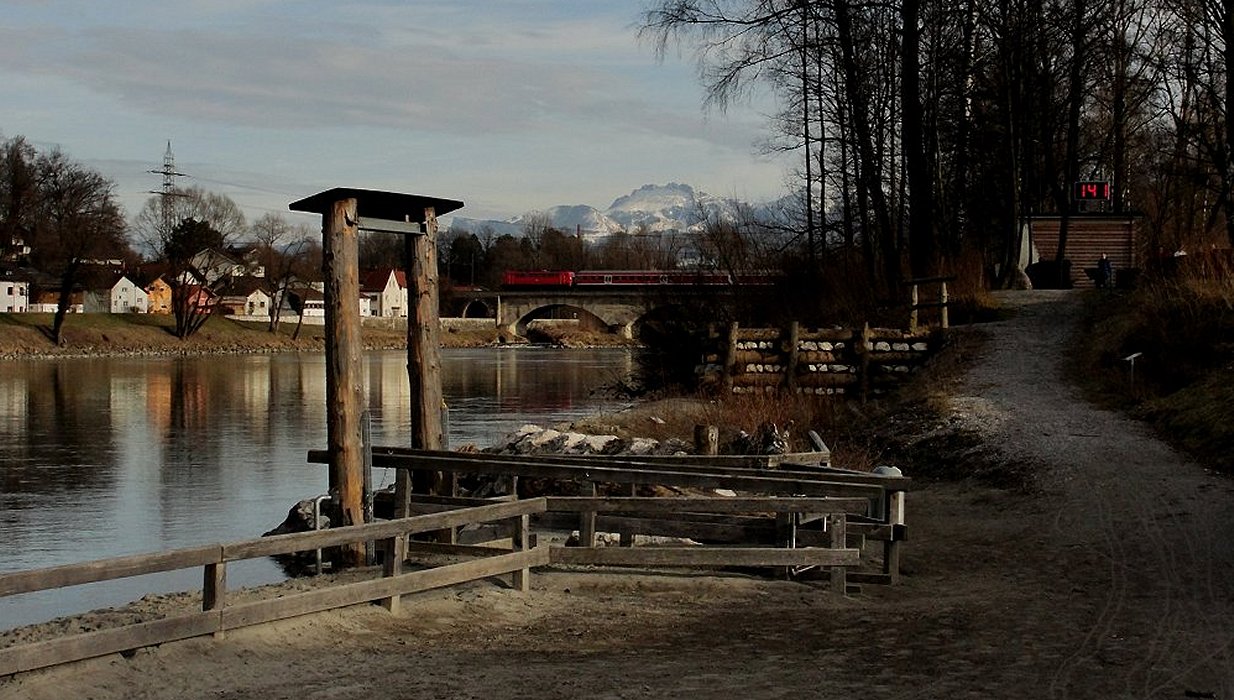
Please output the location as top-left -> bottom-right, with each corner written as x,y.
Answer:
0,0 -> 793,230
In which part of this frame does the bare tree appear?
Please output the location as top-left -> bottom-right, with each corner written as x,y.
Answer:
23,148 -> 129,344
252,213 -> 315,333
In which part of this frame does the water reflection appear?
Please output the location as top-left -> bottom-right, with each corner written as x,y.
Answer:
0,347 -> 632,629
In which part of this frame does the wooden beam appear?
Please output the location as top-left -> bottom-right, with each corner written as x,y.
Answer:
544,496 -> 871,515
221,547 -> 550,630
355,449 -> 878,486
0,545 -> 219,596
333,450 -> 892,498
222,498 -> 547,561
405,205 -> 446,509
0,612 -> 219,677
549,546 -> 859,568
322,196 -> 365,567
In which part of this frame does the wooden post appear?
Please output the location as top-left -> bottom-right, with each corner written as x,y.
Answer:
203,557 -> 226,638
828,512 -> 847,595
909,284 -> 919,333
723,321 -> 739,394
401,207 -> 447,518
940,280 -> 949,330
323,197 -> 366,567
786,321 -> 800,392
693,424 -> 719,456
381,533 -> 407,614
859,323 -> 872,403
579,481 -> 597,547
512,513 -> 531,592
883,490 -> 906,584
619,482 -> 637,547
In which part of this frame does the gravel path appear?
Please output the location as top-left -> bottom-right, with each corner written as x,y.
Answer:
3,290 -> 1233,699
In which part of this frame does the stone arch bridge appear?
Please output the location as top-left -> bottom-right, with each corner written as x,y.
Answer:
448,288 -> 736,338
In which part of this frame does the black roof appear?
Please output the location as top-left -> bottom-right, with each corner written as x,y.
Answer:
289,188 -> 464,222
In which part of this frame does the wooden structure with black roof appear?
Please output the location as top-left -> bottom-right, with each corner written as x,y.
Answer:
290,188 -> 464,565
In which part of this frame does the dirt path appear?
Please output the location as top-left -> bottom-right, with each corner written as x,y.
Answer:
3,291 -> 1233,699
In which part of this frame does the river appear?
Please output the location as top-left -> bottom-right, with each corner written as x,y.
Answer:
0,348 -> 635,630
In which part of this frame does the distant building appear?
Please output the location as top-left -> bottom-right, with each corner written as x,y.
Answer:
0,274 -> 29,312
360,268 -> 408,318
29,289 -> 82,314
82,273 -> 149,314
217,276 -> 272,318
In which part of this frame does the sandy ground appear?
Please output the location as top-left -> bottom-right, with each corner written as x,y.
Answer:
3,290 -> 1234,699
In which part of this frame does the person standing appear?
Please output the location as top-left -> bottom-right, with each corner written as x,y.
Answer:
1096,253 -> 1114,289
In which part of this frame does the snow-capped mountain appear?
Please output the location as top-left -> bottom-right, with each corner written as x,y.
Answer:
446,183 -> 757,241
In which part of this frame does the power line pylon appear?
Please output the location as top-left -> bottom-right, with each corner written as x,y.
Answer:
148,141 -> 189,233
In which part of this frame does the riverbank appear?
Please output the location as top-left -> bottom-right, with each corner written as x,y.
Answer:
0,313 -> 636,359
6,291 -> 1233,698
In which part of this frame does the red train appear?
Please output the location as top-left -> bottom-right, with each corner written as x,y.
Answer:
501,270 -> 776,288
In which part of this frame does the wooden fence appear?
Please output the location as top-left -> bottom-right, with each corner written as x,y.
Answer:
0,499 -> 544,677
0,452 -> 909,678
353,449 -> 909,587
698,322 -> 935,397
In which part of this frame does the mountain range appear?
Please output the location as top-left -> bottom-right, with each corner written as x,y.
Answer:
446,183 -> 787,241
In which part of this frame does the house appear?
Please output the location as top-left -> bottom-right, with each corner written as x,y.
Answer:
225,244 -> 266,278
0,264 -> 32,312
82,273 -> 149,314
217,277 -> 272,318
144,276 -> 173,315
360,268 -> 408,318
2,233 -> 31,264
289,287 -> 369,319
290,287 -> 325,318
29,289 -> 83,314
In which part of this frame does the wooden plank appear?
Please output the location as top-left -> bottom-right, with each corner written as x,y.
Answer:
381,534 -> 406,614
545,496 -> 871,515
202,562 -> 226,613
220,547 -> 550,630
318,447 -> 835,473
0,612 -> 219,677
828,513 -> 847,595
512,513 -> 531,592
222,498 -> 547,561
403,542 -> 512,557
0,545 -> 220,597
343,451 -> 889,498
549,546 -> 859,568
579,481 -> 597,547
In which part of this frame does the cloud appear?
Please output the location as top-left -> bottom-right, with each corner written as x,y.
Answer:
0,4 -> 757,148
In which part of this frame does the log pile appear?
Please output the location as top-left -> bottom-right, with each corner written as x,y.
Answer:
698,322 -> 937,397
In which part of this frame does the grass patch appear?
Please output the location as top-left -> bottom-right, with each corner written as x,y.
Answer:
1074,268 -> 1234,473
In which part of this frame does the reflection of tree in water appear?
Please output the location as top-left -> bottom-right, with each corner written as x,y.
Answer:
0,362 -> 119,499
161,360 -> 217,474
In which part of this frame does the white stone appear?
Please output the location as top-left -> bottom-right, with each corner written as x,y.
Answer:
912,342 -> 928,352
531,429 -> 562,446
875,341 -> 892,352
892,342 -> 910,352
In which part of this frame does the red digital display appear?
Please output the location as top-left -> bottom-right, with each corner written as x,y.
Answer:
1074,181 -> 1111,200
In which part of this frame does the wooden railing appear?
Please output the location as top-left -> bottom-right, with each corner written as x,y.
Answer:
0,498 -> 546,677
344,449 -> 910,585
1,452 -> 910,678
908,275 -> 954,333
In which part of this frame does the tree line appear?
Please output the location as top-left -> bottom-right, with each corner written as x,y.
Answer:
639,0 -> 1234,295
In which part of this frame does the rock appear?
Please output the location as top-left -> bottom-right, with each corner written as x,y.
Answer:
263,498 -> 329,537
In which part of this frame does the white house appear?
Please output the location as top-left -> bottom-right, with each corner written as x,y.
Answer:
360,268 -> 408,318
1,279 -> 28,313
217,277 -> 272,318
83,274 -> 149,314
